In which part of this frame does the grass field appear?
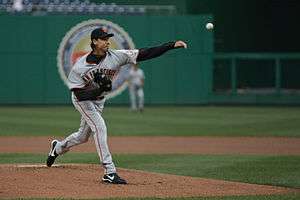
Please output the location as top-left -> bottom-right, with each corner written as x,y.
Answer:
97,194 -> 300,200
1,105 -> 300,200
105,194 -> 300,200
0,106 -> 300,137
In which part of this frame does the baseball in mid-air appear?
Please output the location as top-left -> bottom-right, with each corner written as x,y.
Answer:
206,22 -> 214,30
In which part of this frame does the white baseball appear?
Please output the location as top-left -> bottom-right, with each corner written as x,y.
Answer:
206,23 -> 214,30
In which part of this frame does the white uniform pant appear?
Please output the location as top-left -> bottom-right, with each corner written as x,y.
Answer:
55,93 -> 116,174
129,84 -> 144,110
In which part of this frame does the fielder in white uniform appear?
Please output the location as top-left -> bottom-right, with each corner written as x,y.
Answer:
47,27 -> 187,184
128,64 -> 145,111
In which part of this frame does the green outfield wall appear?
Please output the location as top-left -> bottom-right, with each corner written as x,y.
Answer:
1,15 -> 299,105
0,15 -> 213,105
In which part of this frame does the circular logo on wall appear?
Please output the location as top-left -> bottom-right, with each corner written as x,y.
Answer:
57,19 -> 135,99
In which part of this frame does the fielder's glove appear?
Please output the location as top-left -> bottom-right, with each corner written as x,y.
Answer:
93,71 -> 112,92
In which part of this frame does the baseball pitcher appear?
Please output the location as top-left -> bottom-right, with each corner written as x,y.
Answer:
47,27 -> 187,184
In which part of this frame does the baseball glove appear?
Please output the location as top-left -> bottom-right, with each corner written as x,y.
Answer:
93,71 -> 112,92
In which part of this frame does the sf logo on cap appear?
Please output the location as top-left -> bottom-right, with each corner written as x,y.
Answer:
101,27 -> 108,33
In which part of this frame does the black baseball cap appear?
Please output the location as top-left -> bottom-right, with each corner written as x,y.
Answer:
91,27 -> 114,40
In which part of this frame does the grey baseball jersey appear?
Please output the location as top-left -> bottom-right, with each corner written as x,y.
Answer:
55,49 -> 139,174
129,68 -> 145,86
68,49 -> 139,90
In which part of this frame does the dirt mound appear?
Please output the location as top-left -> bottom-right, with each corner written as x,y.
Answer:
0,164 -> 295,199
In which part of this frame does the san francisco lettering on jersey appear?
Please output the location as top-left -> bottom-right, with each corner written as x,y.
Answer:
82,68 -> 117,83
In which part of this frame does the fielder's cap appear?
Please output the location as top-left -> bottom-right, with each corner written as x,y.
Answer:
91,27 -> 114,40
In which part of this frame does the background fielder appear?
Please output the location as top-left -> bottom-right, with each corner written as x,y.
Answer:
47,27 -> 187,184
128,64 -> 145,112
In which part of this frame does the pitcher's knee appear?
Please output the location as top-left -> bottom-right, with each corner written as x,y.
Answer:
79,135 -> 89,143
73,132 -> 90,143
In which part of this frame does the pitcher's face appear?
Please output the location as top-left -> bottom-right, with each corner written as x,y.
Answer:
93,37 -> 110,52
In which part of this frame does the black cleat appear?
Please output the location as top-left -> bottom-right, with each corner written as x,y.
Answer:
46,140 -> 58,167
102,173 -> 127,184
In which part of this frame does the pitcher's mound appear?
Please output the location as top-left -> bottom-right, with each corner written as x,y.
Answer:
0,164 -> 295,199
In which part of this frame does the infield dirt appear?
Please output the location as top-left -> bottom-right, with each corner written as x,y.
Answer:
1,136 -> 300,155
0,136 -> 299,199
0,164 -> 297,199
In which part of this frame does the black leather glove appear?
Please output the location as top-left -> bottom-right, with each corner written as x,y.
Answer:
93,71 -> 112,92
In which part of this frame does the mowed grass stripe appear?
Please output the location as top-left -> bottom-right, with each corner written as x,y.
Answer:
0,106 -> 300,137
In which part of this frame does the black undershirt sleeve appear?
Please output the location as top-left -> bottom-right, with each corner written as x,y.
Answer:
72,87 -> 105,101
136,41 -> 177,62
73,41 -> 180,100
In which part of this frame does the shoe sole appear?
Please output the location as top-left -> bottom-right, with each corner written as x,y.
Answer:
46,140 -> 58,167
102,178 -> 127,184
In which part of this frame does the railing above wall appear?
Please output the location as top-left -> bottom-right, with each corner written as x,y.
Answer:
215,53 -> 300,59
213,53 -> 300,97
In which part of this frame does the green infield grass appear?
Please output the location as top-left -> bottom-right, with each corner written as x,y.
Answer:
104,195 -> 300,200
0,106 -> 300,137
1,153 -> 299,189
